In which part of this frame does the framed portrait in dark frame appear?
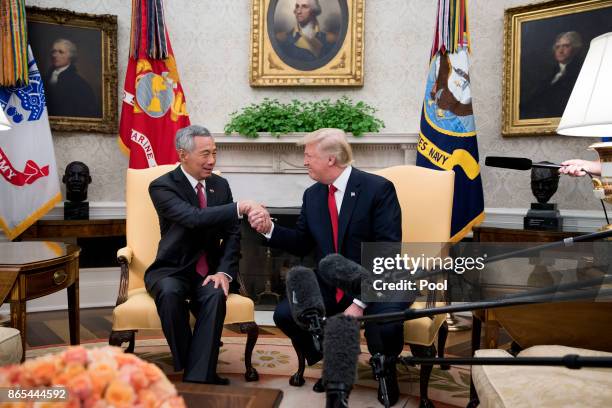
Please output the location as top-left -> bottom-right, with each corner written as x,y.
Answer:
27,7 -> 118,133
502,0 -> 612,137
250,0 -> 364,86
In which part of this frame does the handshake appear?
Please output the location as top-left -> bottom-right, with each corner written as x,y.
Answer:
238,200 -> 273,234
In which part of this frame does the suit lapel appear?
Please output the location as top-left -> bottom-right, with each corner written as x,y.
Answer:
205,175 -> 219,207
172,167 -> 199,207
337,169 -> 361,252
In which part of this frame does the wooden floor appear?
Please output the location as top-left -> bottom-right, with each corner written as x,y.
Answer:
3,307 -> 510,356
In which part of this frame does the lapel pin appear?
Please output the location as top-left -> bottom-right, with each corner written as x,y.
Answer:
350,192 -> 356,197
209,188 -> 215,193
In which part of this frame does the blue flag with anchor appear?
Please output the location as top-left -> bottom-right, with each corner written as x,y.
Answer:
416,0 -> 484,241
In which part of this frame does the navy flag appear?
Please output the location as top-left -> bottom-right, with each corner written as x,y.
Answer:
416,0 -> 484,241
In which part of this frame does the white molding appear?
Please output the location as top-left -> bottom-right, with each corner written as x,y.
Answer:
214,132 -> 419,145
38,203 -> 607,230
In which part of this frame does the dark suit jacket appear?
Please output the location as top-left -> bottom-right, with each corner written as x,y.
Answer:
144,166 -> 241,293
45,65 -> 100,118
269,167 -> 402,302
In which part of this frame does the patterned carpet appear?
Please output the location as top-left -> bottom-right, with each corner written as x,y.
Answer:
14,308 -> 512,408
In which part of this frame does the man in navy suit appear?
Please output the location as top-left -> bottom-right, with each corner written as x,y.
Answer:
145,125 -> 261,385
250,128 -> 410,406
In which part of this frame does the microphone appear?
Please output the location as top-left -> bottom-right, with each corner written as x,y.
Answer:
286,266 -> 326,352
318,253 -> 370,299
323,315 -> 361,408
485,156 -> 562,171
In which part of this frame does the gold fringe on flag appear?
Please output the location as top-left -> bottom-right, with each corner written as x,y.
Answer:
129,0 -> 169,60
0,0 -> 28,86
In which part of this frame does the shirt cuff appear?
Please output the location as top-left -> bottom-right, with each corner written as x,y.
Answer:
353,298 -> 367,309
236,202 -> 242,219
217,272 -> 233,283
261,222 -> 275,239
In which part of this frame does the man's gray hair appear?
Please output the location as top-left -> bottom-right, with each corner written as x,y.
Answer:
553,31 -> 584,54
53,38 -> 78,62
175,125 -> 212,152
302,0 -> 322,17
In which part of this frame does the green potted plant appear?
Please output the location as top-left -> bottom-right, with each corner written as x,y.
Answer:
224,96 -> 385,138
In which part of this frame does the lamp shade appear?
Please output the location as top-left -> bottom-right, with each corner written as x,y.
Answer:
0,105 -> 11,131
557,32 -> 612,137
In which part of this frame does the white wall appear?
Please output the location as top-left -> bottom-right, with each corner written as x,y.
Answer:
24,0 -> 599,209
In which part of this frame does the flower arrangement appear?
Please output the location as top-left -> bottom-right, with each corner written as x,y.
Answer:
0,346 -> 185,408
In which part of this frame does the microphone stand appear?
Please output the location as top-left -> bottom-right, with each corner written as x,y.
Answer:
357,287 -> 612,324
400,355 -> 612,369
369,353 -> 390,408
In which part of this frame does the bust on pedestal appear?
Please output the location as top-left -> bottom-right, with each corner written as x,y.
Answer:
524,162 -> 563,231
62,161 -> 92,220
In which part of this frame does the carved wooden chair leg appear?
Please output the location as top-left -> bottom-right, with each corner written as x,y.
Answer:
239,321 -> 260,381
109,330 -> 136,353
409,343 -> 437,408
438,321 -> 450,370
289,341 -> 306,387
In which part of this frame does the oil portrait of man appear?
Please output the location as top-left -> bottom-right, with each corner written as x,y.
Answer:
269,0 -> 347,71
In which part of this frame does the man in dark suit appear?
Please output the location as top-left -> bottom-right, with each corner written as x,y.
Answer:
45,39 -> 99,118
145,125 -> 260,384
276,0 -> 336,62
250,128 -> 410,406
521,31 -> 585,119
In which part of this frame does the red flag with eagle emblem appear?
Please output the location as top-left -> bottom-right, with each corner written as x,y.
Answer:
118,0 -> 189,168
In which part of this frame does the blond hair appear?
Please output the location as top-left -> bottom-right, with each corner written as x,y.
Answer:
299,128 -> 353,166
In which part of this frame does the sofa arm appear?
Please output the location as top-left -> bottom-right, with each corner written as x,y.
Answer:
115,246 -> 133,306
117,246 -> 133,265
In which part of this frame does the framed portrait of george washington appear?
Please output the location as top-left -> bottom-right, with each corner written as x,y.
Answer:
502,0 -> 612,137
250,0 -> 364,86
26,6 -> 118,133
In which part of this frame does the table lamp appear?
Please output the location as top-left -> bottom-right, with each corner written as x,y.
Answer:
557,32 -> 612,223
0,105 -> 11,131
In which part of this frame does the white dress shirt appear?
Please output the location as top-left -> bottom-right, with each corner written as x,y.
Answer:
263,166 -> 366,309
49,64 -> 70,85
180,165 -> 233,282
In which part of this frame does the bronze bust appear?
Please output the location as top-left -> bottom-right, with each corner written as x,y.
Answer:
62,161 -> 92,203
531,162 -> 560,204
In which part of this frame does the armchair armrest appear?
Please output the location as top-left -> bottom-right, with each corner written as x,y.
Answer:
115,246 -> 133,306
117,246 -> 133,264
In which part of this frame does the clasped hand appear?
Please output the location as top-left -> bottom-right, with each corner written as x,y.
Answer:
239,200 -> 272,234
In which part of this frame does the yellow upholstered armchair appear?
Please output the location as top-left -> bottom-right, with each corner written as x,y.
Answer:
109,164 -> 259,381
374,165 -> 454,406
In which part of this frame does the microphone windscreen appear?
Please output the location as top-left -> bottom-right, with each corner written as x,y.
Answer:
319,254 -> 369,298
286,266 -> 325,329
485,156 -> 533,171
323,315 -> 360,387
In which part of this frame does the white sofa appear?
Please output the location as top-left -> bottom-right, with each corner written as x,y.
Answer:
472,345 -> 612,408
0,327 -> 22,366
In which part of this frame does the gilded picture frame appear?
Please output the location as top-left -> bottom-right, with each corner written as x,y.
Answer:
26,6 -> 118,133
250,0 -> 364,87
502,0 -> 612,137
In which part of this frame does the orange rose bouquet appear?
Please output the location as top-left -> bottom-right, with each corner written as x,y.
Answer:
0,346 -> 185,408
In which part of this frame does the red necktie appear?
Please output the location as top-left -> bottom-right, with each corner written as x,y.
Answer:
195,183 -> 209,278
328,184 -> 343,302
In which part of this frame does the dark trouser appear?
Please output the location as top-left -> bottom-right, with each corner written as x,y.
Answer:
274,294 -> 409,364
150,272 -> 226,382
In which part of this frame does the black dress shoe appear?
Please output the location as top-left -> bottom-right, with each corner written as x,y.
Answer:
377,372 -> 399,406
313,377 -> 325,393
208,375 -> 230,385
419,397 -> 435,408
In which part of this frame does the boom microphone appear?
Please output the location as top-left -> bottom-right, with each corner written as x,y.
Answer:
318,253 -> 370,299
286,266 -> 326,352
323,315 -> 361,408
485,156 -> 562,171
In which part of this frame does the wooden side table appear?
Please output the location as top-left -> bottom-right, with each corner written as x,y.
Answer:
0,242 -> 80,360
471,226 -> 588,349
